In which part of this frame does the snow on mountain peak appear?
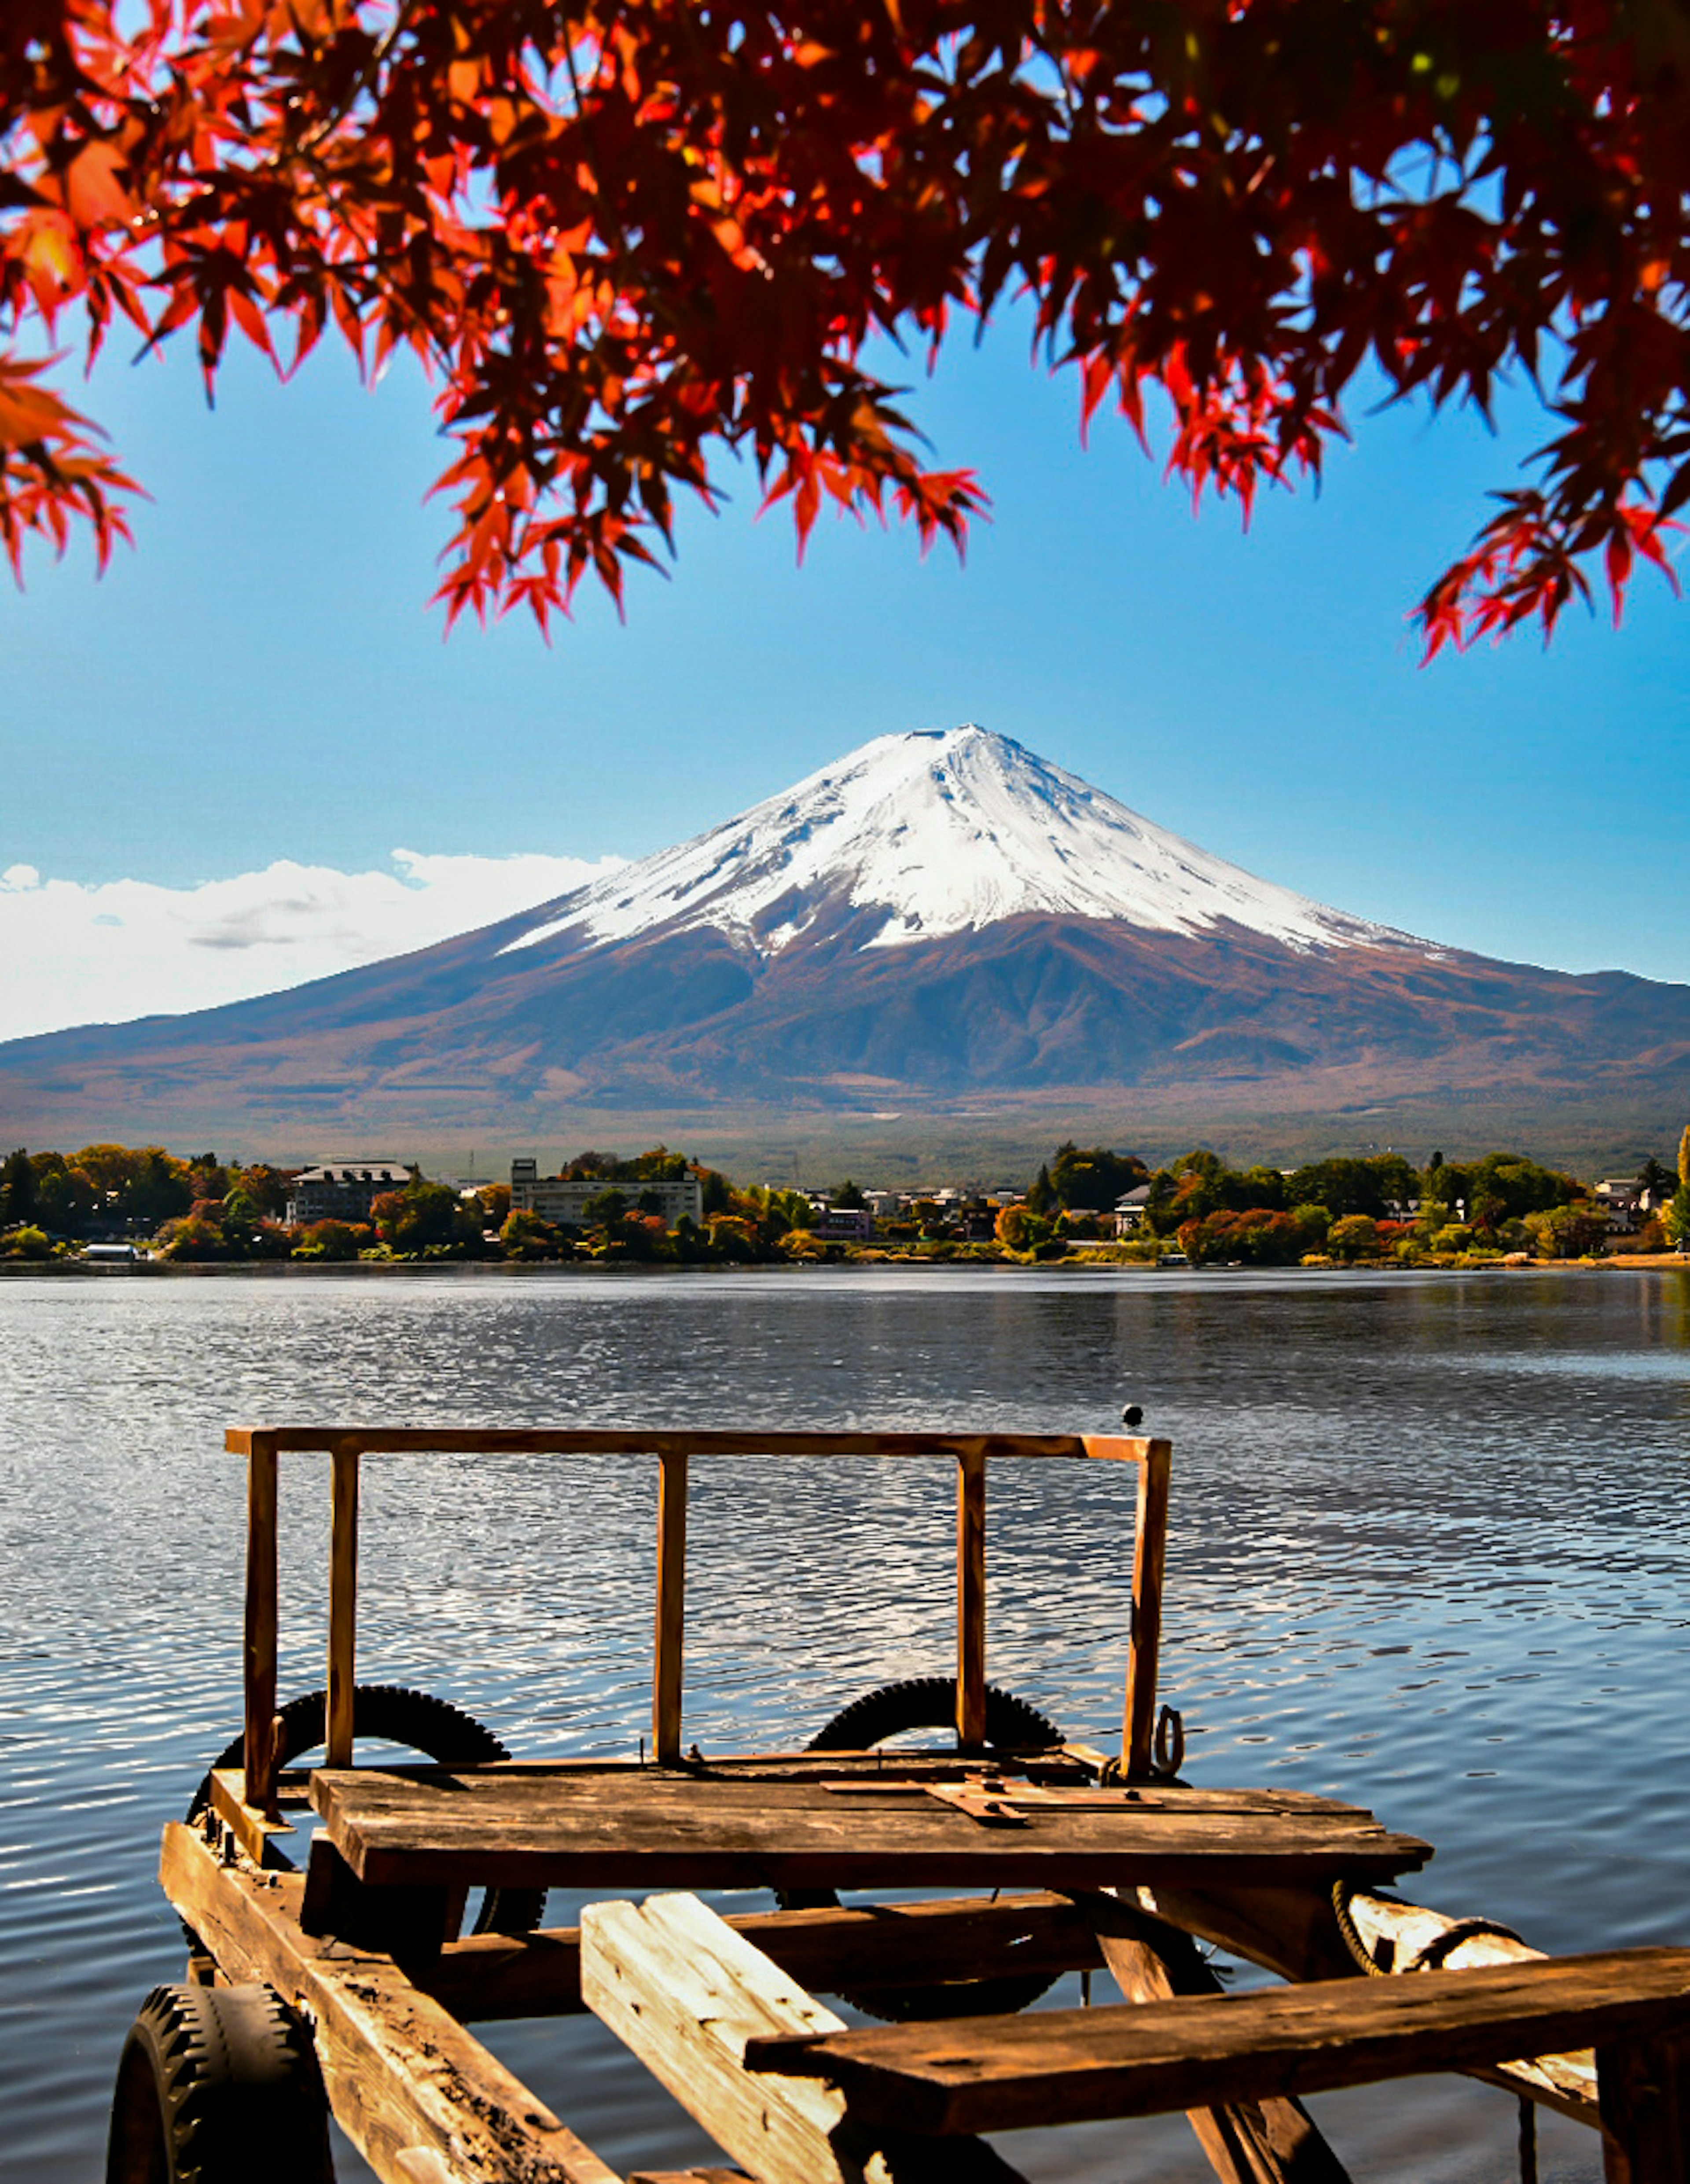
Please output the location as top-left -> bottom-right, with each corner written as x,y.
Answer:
502,724 -> 1414,961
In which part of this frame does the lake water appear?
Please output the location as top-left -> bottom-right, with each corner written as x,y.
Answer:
4,1265 -> 1690,2182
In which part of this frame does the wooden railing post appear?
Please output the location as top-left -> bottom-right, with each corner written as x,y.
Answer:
956,1452 -> 987,1750
1599,2028 -> 1690,2183
327,1437 -> 361,1769
1123,1439 -> 1173,1780
654,1452 -> 688,1765
243,1433 -> 280,1819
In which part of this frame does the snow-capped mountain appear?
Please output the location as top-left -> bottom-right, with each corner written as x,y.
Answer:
2,724 -> 1686,1145
503,725 -> 1414,961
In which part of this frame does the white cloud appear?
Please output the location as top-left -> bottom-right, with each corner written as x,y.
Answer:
0,848 -> 625,1043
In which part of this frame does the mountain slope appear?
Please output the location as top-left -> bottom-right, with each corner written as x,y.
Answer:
2,724 -> 1686,1143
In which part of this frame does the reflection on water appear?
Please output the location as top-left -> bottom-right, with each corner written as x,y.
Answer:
4,1265 -> 1690,2180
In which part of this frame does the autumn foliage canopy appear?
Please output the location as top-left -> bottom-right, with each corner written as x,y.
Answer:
4,0 -> 1689,650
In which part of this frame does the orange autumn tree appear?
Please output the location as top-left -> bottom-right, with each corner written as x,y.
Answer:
3,0 -> 1688,649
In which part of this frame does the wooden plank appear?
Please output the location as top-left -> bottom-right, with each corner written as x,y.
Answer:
1081,1894 -> 1352,2184
1598,2027 -> 1690,2183
159,1822 -> 618,2184
1124,1438 -> 1171,1779
310,1769 -> 1430,1895
743,1949 -> 1690,2138
226,1425 -> 1161,1464
418,1892 -> 1104,2022
327,1436 -> 360,1770
955,1452 -> 986,1750
580,1891 -> 1026,2184
208,1769 -> 294,1868
654,1452 -> 687,1766
244,1434 -> 280,1819
1122,1880 -> 1602,2128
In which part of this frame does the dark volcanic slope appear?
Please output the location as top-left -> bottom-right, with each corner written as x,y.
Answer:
3,902 -> 1687,1136
5,723 -> 1688,1141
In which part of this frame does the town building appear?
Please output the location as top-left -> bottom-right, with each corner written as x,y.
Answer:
510,1158 -> 703,1230
811,1205 -> 874,1242
285,1162 -> 413,1227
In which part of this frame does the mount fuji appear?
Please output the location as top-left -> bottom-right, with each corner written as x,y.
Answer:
3,724 -> 1688,1147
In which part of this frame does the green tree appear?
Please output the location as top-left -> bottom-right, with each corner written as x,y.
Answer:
1025,1165 -> 1058,1217
1049,1143 -> 1148,1212
831,1179 -> 867,1210
1328,1215 -> 1383,1263
373,1180 -> 463,1252
0,1149 -> 36,1228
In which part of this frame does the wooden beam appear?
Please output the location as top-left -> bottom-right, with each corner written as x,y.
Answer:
580,1891 -> 1026,2184
159,1822 -> 617,2184
1080,1894 -> 1352,2184
418,1892 -> 1104,2022
225,1425 -> 1163,1464
1126,1880 -> 1601,2128
309,1767 -> 1431,1895
1123,1438 -> 1171,1779
654,1452 -> 687,1766
327,1436 -> 360,1770
744,1949 -> 1690,2139
955,1452 -> 986,1750
244,1433 -> 280,1819
1599,2027 -> 1690,2183
208,1769 -> 294,1868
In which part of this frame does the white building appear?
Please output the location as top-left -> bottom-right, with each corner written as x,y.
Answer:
510,1158 -> 703,1230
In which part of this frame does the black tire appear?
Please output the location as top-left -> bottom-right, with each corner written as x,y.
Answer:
105,1982 -> 334,2184
805,1674 -> 1062,1757
782,1675 -> 1064,2022
187,1683 -> 544,1937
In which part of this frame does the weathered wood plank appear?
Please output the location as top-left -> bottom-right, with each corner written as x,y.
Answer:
580,1892 -> 1026,2184
160,1823 -> 618,2184
312,1768 -> 1429,1895
244,1434 -> 280,1818
225,1426 -> 1158,1463
1124,1439 -> 1172,1779
654,1452 -> 688,1766
1598,2027 -> 1690,2183
1081,1894 -> 1352,2184
327,1437 -> 360,1770
744,1949 -> 1690,2138
955,1452 -> 987,1750
1122,1880 -> 1604,2127
418,1892 -> 1104,2021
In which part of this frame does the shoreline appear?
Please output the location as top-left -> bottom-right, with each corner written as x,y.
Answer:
4,1251 -> 1686,1279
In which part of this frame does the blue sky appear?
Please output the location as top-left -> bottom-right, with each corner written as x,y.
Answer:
1,299 -> 1687,1036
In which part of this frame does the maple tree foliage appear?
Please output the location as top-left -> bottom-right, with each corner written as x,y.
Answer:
3,1 -> 1689,650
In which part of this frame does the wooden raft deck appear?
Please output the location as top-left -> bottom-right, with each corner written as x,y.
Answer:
310,1760 -> 1432,1895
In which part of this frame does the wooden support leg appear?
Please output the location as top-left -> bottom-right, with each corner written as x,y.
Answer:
955,1452 -> 987,1751
654,1452 -> 687,1765
244,1435 -> 280,1820
581,1891 -> 1028,2184
1078,1894 -> 1353,2184
161,1823 -> 615,2184
1599,2029 -> 1690,2184
1123,1440 -> 1171,1780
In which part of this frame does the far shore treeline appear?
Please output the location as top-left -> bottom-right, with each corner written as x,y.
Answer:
1,1136 -> 1688,1272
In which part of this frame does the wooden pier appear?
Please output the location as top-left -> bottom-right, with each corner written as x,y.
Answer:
107,1425 -> 1690,2184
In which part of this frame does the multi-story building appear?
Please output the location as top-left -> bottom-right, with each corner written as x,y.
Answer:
285,1162 -> 413,1227
510,1158 -> 703,1230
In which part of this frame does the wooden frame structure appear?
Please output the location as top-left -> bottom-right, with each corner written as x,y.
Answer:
122,1419 -> 1690,2184
224,1425 -> 1171,1831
